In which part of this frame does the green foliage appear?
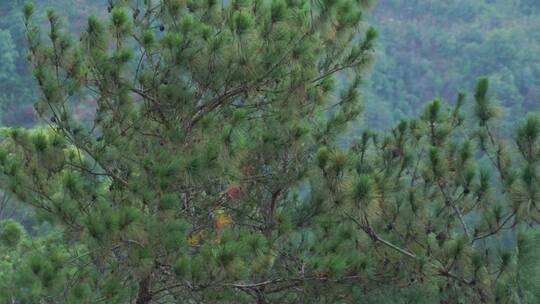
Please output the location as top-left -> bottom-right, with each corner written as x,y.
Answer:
0,219 -> 24,247
0,1 -> 538,303
0,0 -> 380,302
514,228 -> 540,302
474,77 -> 498,125
271,0 -> 287,23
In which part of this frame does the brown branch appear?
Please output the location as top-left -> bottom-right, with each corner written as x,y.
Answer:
130,88 -> 173,129
187,84 -> 249,130
136,273 -> 153,304
346,214 -> 473,287
265,187 -> 283,236
472,210 -> 516,244
436,180 -> 471,239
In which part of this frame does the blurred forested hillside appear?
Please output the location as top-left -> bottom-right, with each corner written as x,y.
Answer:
0,0 -> 105,127
364,0 -> 540,129
0,0 -> 539,128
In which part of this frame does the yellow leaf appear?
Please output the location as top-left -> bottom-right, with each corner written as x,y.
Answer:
216,211 -> 232,228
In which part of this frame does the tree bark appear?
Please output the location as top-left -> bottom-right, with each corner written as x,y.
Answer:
265,188 -> 283,237
135,273 -> 153,304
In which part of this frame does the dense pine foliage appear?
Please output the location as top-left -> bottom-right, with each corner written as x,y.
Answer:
2,0 -> 540,129
0,1 -> 539,303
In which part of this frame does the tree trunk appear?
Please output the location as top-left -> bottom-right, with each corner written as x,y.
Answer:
135,273 -> 153,304
265,188 -> 283,237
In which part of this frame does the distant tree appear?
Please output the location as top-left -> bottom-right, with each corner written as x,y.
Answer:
1,1 -> 540,303
0,26 -> 36,127
0,30 -> 17,84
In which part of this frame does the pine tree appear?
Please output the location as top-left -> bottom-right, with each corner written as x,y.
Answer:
1,1 -> 540,303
